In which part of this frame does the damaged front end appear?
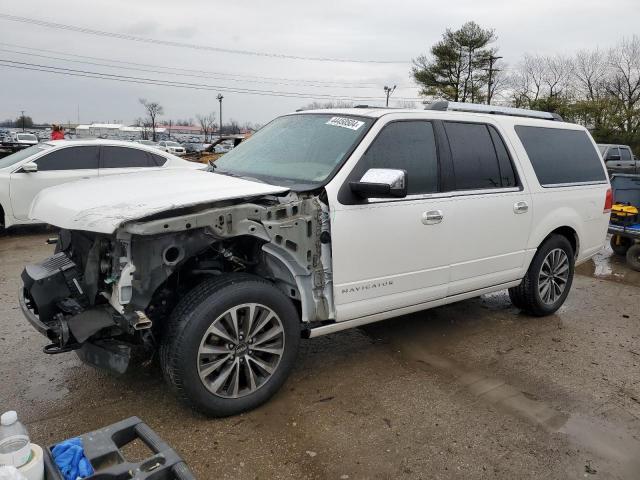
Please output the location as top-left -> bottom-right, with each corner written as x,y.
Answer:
20,191 -> 335,374
20,230 -> 147,373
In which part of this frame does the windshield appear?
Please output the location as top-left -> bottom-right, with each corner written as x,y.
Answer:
0,144 -> 51,169
215,114 -> 373,185
598,145 -> 607,154
17,134 -> 37,141
166,141 -> 181,147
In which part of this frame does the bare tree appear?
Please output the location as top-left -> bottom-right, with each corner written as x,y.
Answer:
139,98 -> 164,142
543,55 -> 572,99
196,112 -> 217,142
574,49 -> 608,101
607,36 -> 640,137
134,117 -> 151,140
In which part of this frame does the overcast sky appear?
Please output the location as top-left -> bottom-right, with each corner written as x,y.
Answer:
0,0 -> 638,126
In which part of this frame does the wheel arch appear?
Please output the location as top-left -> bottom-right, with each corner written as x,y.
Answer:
528,205 -> 583,260
545,225 -> 579,259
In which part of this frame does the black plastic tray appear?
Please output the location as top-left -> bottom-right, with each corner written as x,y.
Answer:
43,416 -> 195,479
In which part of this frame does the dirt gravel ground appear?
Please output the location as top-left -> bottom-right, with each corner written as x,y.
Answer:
1,228 -> 639,479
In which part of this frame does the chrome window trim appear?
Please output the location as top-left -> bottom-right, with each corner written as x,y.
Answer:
359,187 -> 522,205
540,181 -> 608,188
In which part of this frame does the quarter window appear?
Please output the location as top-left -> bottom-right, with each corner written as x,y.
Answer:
101,146 -> 154,168
488,126 -> 517,187
149,153 -> 168,166
357,121 -> 438,194
35,146 -> 99,171
515,126 -> 606,186
444,122 -> 505,190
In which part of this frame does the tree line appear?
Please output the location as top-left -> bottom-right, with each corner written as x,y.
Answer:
412,22 -> 640,152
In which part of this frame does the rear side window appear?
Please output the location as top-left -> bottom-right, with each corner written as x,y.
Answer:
605,147 -> 620,160
357,121 -> 438,194
444,122 -> 512,190
515,126 -> 606,186
36,146 -> 99,171
101,146 -> 154,168
620,147 -> 632,161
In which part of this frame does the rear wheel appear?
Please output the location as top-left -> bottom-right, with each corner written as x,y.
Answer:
610,235 -> 632,256
160,274 -> 300,417
626,244 -> 640,272
508,235 -> 575,316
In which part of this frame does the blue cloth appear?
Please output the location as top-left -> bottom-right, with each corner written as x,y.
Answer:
51,437 -> 94,480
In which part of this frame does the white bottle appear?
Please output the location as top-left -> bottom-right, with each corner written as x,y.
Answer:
0,412 -> 31,468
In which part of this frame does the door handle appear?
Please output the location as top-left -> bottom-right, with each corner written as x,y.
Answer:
514,201 -> 529,214
422,210 -> 443,225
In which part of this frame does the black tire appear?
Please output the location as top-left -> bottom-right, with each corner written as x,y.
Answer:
626,244 -> 640,272
160,274 -> 300,417
610,235 -> 632,256
508,235 -> 575,316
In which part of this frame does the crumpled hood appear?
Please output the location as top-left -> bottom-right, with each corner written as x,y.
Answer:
30,169 -> 289,234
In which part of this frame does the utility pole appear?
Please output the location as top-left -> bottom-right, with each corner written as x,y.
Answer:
485,55 -> 503,105
217,94 -> 224,135
168,119 -> 172,140
383,85 -> 396,107
20,110 -> 25,131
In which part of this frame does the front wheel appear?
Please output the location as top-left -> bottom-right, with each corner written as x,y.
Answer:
508,235 -> 575,316
160,275 -> 300,417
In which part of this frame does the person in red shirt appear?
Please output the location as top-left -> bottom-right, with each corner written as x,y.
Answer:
50,125 -> 64,140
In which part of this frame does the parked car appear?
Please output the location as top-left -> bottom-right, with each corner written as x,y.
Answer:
158,141 -> 186,156
135,139 -> 158,147
184,143 -> 210,154
19,103 -> 610,417
214,142 -> 234,154
598,144 -> 640,175
2,132 -> 38,152
0,139 -> 206,230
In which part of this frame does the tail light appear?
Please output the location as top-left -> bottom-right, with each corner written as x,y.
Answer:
604,187 -> 612,213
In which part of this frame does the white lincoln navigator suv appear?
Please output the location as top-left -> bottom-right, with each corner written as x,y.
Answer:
20,102 -> 611,416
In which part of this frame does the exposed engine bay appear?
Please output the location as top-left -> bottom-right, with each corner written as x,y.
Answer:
20,192 -> 334,373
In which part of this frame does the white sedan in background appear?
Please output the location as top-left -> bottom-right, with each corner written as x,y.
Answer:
0,139 -> 206,230
157,141 -> 186,156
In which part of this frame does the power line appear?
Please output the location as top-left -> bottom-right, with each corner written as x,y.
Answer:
0,45 -> 416,90
0,14 -> 409,65
0,59 -> 423,102
0,42 -> 397,87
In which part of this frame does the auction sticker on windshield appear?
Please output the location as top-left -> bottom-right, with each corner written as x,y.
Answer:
326,117 -> 365,131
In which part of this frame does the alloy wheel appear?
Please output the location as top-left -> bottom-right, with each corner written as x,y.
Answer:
196,303 -> 285,399
538,248 -> 570,305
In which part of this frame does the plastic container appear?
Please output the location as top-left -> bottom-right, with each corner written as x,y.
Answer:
0,412 -> 31,469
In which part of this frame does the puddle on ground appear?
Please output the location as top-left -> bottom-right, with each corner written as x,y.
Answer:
576,242 -> 640,286
366,324 -> 640,476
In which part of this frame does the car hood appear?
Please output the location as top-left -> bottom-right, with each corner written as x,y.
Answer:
30,169 -> 289,234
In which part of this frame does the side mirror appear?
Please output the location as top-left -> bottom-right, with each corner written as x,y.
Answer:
21,162 -> 38,173
606,154 -> 621,161
350,168 -> 407,199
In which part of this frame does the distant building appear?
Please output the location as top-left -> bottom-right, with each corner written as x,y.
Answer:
75,123 -> 168,139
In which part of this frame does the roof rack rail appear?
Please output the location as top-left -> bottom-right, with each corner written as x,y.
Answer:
425,101 -> 563,121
